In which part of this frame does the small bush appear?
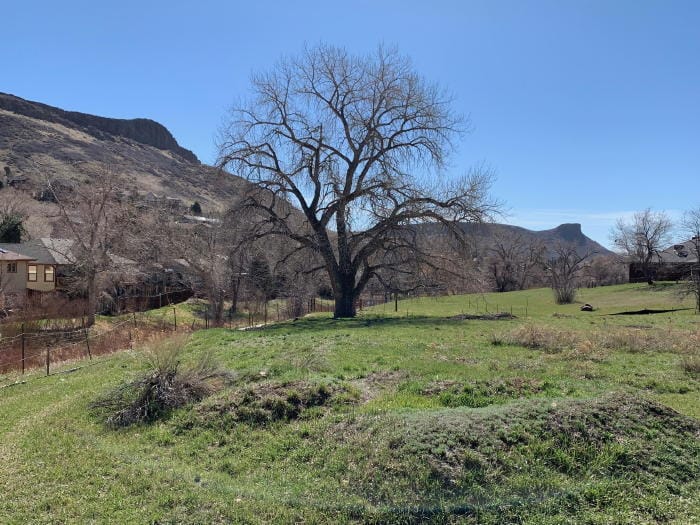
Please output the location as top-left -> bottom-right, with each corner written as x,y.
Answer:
681,354 -> 700,376
91,335 -> 234,428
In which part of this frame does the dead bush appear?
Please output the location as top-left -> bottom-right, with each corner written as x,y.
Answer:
681,354 -> 700,376
91,334 -> 234,428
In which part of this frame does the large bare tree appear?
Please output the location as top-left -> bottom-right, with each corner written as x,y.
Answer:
611,209 -> 673,283
217,44 -> 496,317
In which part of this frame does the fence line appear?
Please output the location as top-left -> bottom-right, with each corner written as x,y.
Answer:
1,290 -> 507,377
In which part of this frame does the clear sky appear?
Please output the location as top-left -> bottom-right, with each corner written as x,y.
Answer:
4,0 -> 699,246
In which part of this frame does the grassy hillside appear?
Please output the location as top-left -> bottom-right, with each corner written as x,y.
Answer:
1,283 -> 699,523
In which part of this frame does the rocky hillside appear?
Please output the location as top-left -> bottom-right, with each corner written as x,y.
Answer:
0,92 -> 197,162
0,93 -> 244,213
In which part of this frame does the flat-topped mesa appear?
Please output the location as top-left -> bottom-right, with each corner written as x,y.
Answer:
0,92 -> 198,163
552,223 -> 584,243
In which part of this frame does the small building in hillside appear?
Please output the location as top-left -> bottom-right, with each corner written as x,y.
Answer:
628,238 -> 700,282
0,248 -> 44,299
0,238 -> 73,291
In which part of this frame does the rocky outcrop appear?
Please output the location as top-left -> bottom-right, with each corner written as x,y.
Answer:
0,92 -> 198,163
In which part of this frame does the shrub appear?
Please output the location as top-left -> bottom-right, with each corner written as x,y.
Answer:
681,354 -> 700,376
91,335 -> 234,427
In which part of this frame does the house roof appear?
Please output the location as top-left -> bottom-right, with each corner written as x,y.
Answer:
0,238 -> 138,267
1,238 -> 76,265
657,238 -> 700,264
0,248 -> 35,262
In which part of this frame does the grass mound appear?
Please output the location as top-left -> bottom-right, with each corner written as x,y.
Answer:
188,379 -> 358,428
422,377 -> 556,408
334,393 -> 700,522
91,336 -> 234,427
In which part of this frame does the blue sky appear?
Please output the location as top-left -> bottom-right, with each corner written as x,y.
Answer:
4,0 -> 699,246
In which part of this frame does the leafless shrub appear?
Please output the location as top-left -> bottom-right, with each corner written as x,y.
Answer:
681,354 -> 700,376
91,334 -> 235,427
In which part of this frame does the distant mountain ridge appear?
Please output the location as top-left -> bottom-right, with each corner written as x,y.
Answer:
0,92 -> 198,163
459,222 -> 613,257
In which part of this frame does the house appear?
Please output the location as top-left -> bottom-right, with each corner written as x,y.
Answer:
0,239 -> 66,296
0,248 -> 47,298
628,237 -> 700,282
0,238 -> 81,295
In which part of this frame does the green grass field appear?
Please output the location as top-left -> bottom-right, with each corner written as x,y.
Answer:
1,283 -> 698,523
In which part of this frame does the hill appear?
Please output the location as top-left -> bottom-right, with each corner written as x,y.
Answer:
1,283 -> 698,523
464,221 -> 612,256
0,92 -> 244,213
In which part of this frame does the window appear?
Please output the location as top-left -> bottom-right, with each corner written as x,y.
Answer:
28,264 -> 37,282
44,266 -> 55,282
7,262 -> 17,273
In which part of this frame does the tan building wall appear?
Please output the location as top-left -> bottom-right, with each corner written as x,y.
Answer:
25,263 -> 57,292
1,260 -> 31,295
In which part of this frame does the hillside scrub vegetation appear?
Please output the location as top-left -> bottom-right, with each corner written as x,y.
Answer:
1,283 -> 699,523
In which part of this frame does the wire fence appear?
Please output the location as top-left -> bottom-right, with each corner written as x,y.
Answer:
0,291 -> 470,377
0,294 -> 344,376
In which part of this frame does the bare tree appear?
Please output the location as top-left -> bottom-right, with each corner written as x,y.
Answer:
546,243 -> 594,304
486,231 -> 545,292
174,215 -> 231,324
679,207 -> 700,313
611,209 -> 673,284
583,255 -> 627,287
217,44 -> 497,317
50,169 -> 132,325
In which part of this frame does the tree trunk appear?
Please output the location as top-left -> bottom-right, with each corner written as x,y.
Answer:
85,272 -> 97,327
333,274 -> 356,318
334,292 -> 356,318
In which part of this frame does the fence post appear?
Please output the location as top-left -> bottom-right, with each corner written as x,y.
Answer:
45,345 -> 50,376
173,307 -> 177,331
132,312 -> 137,329
21,323 -> 25,375
82,317 -> 92,360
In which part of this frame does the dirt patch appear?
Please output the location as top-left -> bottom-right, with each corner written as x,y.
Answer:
350,370 -> 408,402
449,312 -> 517,321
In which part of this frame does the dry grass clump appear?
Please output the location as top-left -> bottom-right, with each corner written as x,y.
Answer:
498,324 -> 700,359
499,324 -> 578,353
91,334 -> 235,428
681,354 -> 700,377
